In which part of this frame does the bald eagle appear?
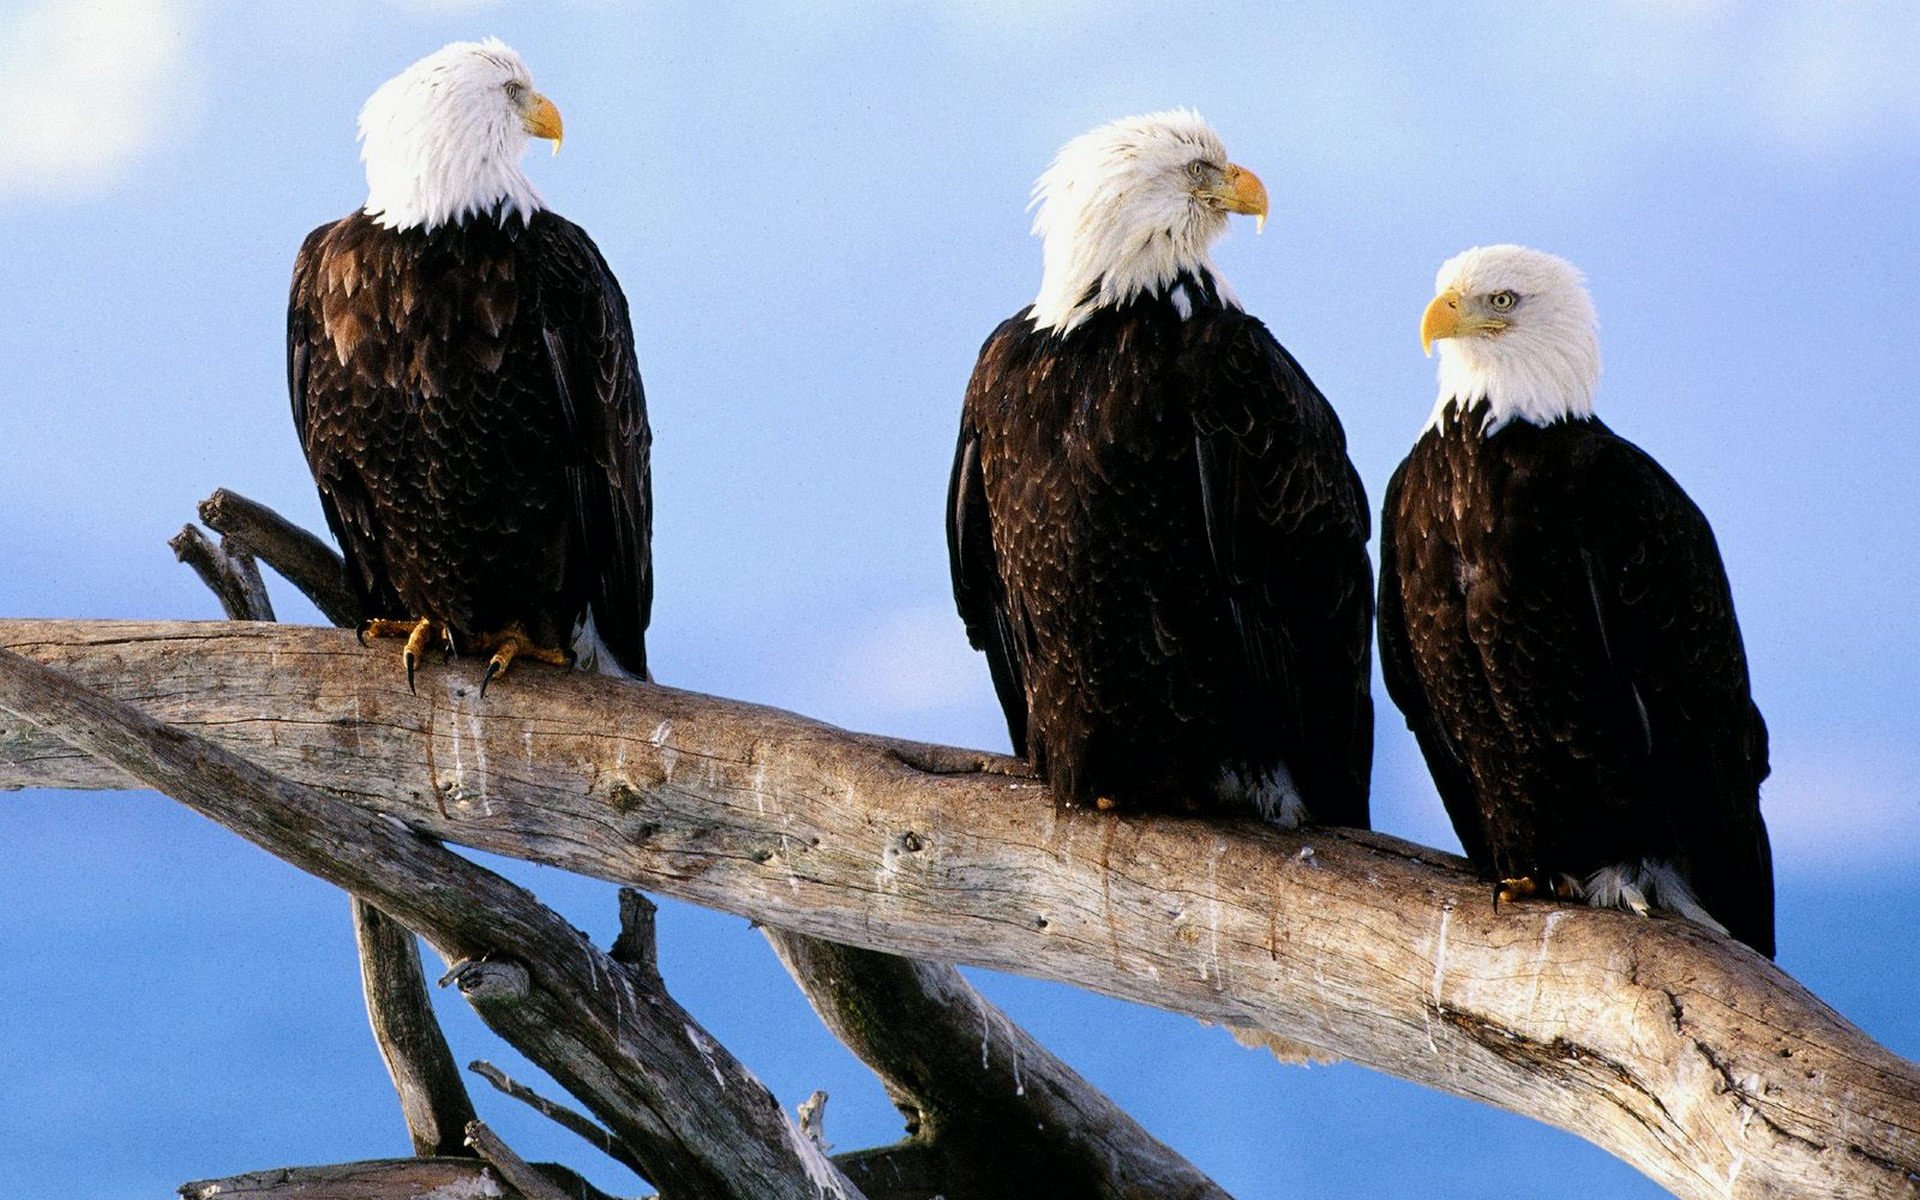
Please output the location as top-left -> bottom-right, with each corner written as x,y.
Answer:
1379,244 -> 1774,956
947,111 -> 1373,824
289,39 -> 650,690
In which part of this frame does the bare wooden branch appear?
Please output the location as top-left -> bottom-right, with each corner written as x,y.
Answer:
0,639 -> 859,1200
466,1119 -> 576,1200
472,1059 -> 648,1178
177,501 -> 474,1161
196,487 -> 362,626
353,897 -> 479,1156
610,888 -> 663,986
798,1090 -> 829,1146
5,619 -> 1919,1199
177,1156 -> 621,1200
194,489 -> 1195,1199
766,931 -> 1230,1200
168,524 -> 275,622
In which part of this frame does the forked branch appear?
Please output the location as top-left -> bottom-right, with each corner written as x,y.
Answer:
0,641 -> 857,1200
178,488 -> 1224,1200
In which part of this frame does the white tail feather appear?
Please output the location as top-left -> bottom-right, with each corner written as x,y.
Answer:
1581,860 -> 1729,937
1220,762 -> 1309,828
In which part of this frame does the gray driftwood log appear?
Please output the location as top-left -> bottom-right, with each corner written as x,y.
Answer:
4,620 -> 1919,1199
174,514 -> 483,1162
0,639 -> 860,1200
180,489 -> 1218,1199
177,1157 -> 621,1200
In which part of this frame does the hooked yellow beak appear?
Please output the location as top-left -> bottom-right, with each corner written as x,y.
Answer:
1210,163 -> 1270,233
1420,289 -> 1461,356
523,92 -> 564,154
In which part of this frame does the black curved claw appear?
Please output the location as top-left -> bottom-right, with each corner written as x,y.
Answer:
405,650 -> 418,695
356,622 -> 372,648
563,646 -> 579,674
1491,881 -> 1504,913
480,658 -> 503,697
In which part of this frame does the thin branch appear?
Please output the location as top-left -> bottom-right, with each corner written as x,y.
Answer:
466,1119 -> 576,1200
196,487 -> 361,626
168,525 -> 275,622
0,640 -> 860,1200
4,618 -> 1915,1200
353,897 -> 479,1156
471,1059 -> 648,1177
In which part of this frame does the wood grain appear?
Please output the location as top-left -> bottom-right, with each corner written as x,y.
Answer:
5,618 -> 1917,1199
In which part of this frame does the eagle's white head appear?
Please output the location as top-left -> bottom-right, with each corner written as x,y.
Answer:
1028,110 -> 1269,335
358,38 -> 564,232
1421,244 -> 1601,434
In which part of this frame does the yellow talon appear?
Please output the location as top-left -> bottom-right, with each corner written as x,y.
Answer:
358,616 -> 445,693
468,623 -> 574,695
1493,876 -> 1540,911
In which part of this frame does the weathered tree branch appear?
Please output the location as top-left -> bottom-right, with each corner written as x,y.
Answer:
173,507 -> 480,1160
4,619 -> 1918,1199
0,638 -> 858,1200
466,1118 -> 579,1200
196,487 -> 362,626
177,488 -> 1219,1200
177,1157 -> 621,1200
353,898 -> 480,1157
168,524 -> 276,623
765,931 -> 1230,1200
471,1058 -> 649,1178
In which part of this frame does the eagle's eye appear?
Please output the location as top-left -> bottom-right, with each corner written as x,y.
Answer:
1487,290 -> 1519,312
1185,160 -> 1209,182
504,80 -> 525,102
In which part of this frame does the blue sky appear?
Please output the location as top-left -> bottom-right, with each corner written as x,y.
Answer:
2,1 -> 1916,1196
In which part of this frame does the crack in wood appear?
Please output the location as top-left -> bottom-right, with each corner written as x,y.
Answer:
1429,1000 -> 1680,1134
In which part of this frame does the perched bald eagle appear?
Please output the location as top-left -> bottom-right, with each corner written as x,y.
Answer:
289,39 -> 650,690
1379,244 -> 1773,955
947,111 -> 1373,824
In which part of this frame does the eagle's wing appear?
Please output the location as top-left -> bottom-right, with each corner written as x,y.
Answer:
1574,431 -> 1774,955
288,220 -> 403,622
1376,454 -> 1490,863
947,319 -> 1032,758
529,215 -> 656,679
1184,311 -> 1374,827
530,216 -> 653,679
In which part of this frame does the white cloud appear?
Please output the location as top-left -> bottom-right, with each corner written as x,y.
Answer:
1762,740 -> 1920,876
1737,4 -> 1920,154
0,0 -> 206,201
832,604 -> 993,716
1522,2 -> 1920,161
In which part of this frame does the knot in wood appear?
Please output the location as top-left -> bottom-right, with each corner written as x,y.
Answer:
444,958 -> 530,1002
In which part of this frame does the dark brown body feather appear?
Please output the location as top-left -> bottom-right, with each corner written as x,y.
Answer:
1379,404 -> 1773,955
948,281 -> 1373,824
288,208 -> 650,676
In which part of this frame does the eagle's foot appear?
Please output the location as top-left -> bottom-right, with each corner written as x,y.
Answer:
1492,874 -> 1579,912
358,616 -> 446,694
468,624 -> 574,695
1493,876 -> 1538,912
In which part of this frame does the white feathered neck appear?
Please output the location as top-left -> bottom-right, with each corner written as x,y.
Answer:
1028,109 -> 1241,334
1429,244 -> 1601,435
359,38 -> 546,233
